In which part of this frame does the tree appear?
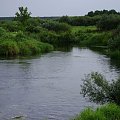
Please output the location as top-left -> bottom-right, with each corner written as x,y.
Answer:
15,6 -> 31,24
97,15 -> 120,30
81,72 -> 120,105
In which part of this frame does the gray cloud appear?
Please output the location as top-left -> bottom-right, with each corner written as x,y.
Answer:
0,0 -> 120,17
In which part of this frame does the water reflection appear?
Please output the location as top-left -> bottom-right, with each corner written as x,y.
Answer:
0,47 -> 119,120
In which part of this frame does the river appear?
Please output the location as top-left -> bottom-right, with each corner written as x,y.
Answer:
0,47 -> 120,120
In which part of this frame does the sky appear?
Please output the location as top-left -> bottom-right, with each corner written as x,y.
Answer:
0,0 -> 120,17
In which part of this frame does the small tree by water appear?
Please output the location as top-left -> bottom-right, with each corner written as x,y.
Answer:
81,72 -> 120,105
15,6 -> 31,24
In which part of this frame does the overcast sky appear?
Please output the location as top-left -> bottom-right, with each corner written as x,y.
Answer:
0,0 -> 120,17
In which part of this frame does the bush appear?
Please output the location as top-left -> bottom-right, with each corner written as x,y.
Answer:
81,72 -> 120,105
97,15 -> 120,31
72,103 -> 120,120
38,30 -> 59,44
18,39 -> 53,55
0,40 -> 19,56
25,18 -> 42,33
108,50 -> 120,59
87,32 -> 111,46
25,25 -> 42,33
0,33 -> 54,56
108,34 -> 120,50
58,31 -> 75,44
42,20 -> 71,32
2,21 -> 23,32
75,32 -> 111,46
0,27 -> 6,36
15,31 -> 26,41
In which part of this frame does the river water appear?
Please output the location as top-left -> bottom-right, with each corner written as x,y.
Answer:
0,47 -> 120,120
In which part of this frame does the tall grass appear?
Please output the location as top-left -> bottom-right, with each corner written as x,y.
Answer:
108,50 -> 120,59
0,37 -> 53,56
72,103 -> 120,120
0,40 -> 19,56
72,26 -> 112,46
72,26 -> 97,34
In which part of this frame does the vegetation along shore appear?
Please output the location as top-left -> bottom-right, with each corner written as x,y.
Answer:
0,8 -> 120,59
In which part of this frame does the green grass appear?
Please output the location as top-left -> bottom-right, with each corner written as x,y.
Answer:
72,26 -> 97,33
0,39 -> 53,56
108,50 -> 120,59
72,103 -> 120,120
71,25 -> 112,47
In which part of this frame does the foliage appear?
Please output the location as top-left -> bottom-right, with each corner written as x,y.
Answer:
108,34 -> 120,50
0,40 -> 19,56
72,26 -> 97,33
15,6 -> 31,24
81,72 -> 120,105
86,32 -> 111,46
15,31 -> 26,41
0,27 -> 6,36
0,20 -> 23,32
42,20 -> 71,32
0,29 -> 54,56
87,9 -> 120,17
59,15 -> 72,24
25,18 -> 43,33
97,15 -> 120,31
72,103 -> 120,120
73,26 -> 112,46
39,30 -> 59,44
108,50 -> 120,59
18,39 -> 53,55
59,16 -> 101,26
58,31 -> 74,44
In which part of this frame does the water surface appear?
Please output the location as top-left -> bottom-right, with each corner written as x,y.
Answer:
0,47 -> 120,120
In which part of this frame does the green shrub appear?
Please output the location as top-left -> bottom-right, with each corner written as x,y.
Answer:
18,39 -> 53,55
38,31 -> 59,44
87,33 -> 111,46
42,20 -> 71,32
108,50 -> 120,59
18,41 -> 31,55
0,40 -> 19,56
38,42 -> 54,52
0,27 -> 6,36
97,14 -> 120,31
58,31 -> 75,44
3,21 -> 23,32
81,72 -> 120,105
15,31 -> 26,41
108,34 -> 120,50
74,31 -> 111,46
25,25 -> 42,33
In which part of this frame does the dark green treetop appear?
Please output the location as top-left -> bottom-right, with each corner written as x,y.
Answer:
15,7 -> 31,24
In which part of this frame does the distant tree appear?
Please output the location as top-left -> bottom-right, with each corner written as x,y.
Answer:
87,11 -> 94,17
97,14 -> 120,30
87,9 -> 120,17
15,7 -> 31,24
59,16 -> 71,23
109,9 -> 117,14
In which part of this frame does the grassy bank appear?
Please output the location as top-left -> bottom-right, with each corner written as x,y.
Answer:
71,26 -> 120,59
71,26 -> 112,46
72,104 -> 120,120
0,29 -> 53,57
